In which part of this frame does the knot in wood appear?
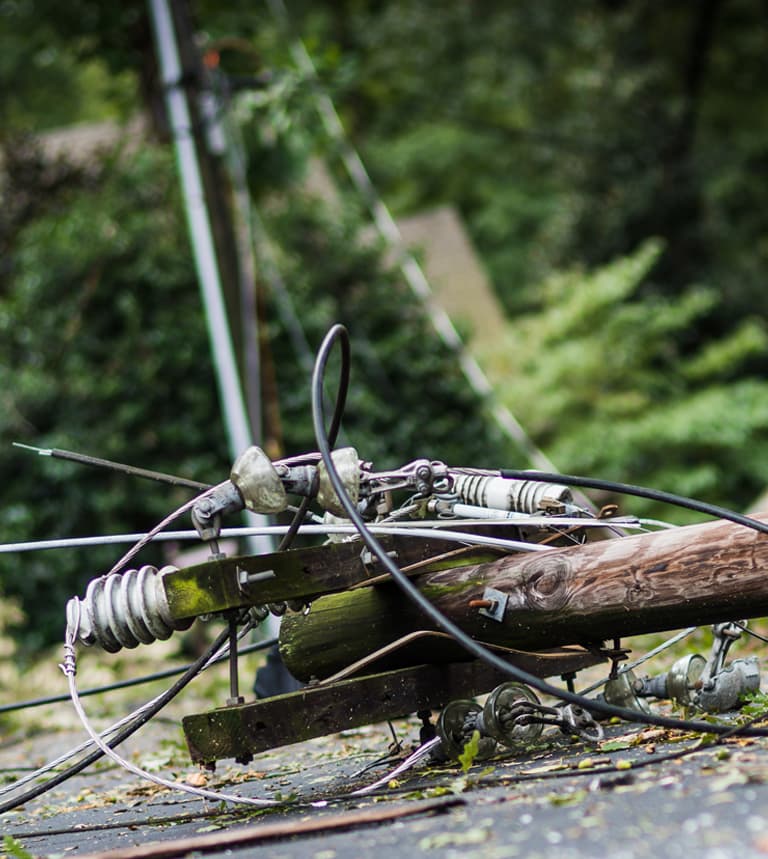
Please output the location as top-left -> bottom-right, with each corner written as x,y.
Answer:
517,555 -> 570,611
624,567 -> 655,605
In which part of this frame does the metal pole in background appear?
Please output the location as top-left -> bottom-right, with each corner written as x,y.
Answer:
147,0 -> 272,556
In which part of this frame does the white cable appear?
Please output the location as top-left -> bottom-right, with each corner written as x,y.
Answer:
0,684 -> 177,799
63,659 -> 277,808
363,527 -> 543,550
9,526 -> 553,556
57,607 -> 277,809
637,518 -> 679,530
379,515 -> 646,529
0,625 -> 248,798
0,517 -> 661,554
351,737 -> 441,795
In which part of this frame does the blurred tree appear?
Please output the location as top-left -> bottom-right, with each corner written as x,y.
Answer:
479,241 -> 768,518
259,191 -> 508,469
286,0 -> 768,328
0,121 -> 507,652
2,0 -> 768,650
0,0 -> 144,132
0,142 -> 231,650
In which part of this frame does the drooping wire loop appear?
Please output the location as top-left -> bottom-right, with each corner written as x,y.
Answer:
309,324 -> 768,739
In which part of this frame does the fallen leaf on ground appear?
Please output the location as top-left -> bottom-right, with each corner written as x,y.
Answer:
521,761 -> 568,775
184,771 -> 208,787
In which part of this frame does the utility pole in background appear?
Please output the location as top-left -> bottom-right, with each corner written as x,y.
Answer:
147,0 -> 268,545
150,0 -> 264,450
149,0 -> 292,665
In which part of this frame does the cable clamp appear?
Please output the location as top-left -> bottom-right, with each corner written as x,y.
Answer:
60,597 -> 81,676
360,547 -> 398,573
58,640 -> 77,678
468,587 -> 508,623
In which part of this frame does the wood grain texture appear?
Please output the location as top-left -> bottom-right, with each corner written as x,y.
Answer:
183,648 -> 599,761
281,513 -> 768,679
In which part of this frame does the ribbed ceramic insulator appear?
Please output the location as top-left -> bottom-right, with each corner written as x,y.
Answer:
452,473 -> 572,513
68,565 -> 192,653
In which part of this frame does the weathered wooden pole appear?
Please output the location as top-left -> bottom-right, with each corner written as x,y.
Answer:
280,512 -> 768,680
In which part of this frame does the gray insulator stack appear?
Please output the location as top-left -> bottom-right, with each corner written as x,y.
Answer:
67,565 -> 193,653
452,473 -> 572,514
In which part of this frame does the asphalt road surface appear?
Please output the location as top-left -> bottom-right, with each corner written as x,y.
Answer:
3,711 -> 768,859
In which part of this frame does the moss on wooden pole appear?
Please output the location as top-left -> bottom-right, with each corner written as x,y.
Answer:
280,512 -> 768,680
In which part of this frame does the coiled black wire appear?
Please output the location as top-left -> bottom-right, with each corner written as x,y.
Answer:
310,323 -> 768,738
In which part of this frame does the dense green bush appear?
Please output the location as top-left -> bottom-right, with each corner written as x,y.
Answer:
0,137 -> 508,652
0,143 -> 231,651
479,242 -> 768,519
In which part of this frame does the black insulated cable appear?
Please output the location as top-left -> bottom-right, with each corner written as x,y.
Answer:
499,469 -> 768,537
309,323 -> 768,739
0,623 -> 235,814
277,333 -> 348,553
0,637 -> 278,716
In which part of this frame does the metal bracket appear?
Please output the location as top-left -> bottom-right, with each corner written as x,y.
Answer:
478,586 -> 508,623
360,548 -> 398,572
182,646 -> 602,765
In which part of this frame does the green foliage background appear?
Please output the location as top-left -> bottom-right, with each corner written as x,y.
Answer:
1,0 -> 767,649
0,145 -> 230,650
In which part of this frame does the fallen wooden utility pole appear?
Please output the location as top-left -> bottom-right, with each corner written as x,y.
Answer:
280,512 -> 768,680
